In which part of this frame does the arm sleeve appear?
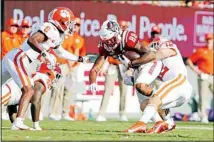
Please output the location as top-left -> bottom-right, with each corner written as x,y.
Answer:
53,45 -> 79,61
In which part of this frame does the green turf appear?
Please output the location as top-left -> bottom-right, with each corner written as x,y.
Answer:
2,119 -> 214,141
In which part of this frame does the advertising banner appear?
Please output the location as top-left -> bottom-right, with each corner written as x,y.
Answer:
4,1 -> 213,57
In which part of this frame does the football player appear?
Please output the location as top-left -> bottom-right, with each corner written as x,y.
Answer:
2,7 -> 89,130
124,36 -> 192,133
89,20 -> 162,98
2,62 -> 62,130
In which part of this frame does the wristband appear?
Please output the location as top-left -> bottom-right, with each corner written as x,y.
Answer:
78,56 -> 83,62
41,51 -> 46,57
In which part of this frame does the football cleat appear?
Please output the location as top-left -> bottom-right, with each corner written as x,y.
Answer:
147,121 -> 169,134
123,121 -> 147,133
11,123 -> 31,130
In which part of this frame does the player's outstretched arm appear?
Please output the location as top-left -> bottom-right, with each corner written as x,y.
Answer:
129,44 -> 176,67
53,45 -> 88,63
89,56 -> 106,84
128,43 -> 156,67
155,48 -> 176,60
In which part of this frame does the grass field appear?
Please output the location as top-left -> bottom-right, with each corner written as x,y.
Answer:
2,119 -> 213,141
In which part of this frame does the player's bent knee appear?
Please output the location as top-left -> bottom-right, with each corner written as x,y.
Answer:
148,96 -> 162,108
34,82 -> 45,93
135,83 -> 153,96
22,86 -> 34,96
140,99 -> 149,111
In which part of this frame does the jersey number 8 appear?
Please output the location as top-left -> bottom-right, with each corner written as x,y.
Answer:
129,33 -> 137,42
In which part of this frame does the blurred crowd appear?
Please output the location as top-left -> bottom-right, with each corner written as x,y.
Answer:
1,2 -> 213,124
97,0 -> 214,9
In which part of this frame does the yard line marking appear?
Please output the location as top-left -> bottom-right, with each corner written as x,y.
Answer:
176,126 -> 213,131
2,126 -> 213,131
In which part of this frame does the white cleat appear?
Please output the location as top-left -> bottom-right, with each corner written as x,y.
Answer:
11,123 -> 31,130
96,115 -> 106,122
119,115 -> 128,122
63,115 -> 75,121
49,114 -> 61,121
11,124 -> 21,130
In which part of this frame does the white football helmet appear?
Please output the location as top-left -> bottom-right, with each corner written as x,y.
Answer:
147,36 -> 170,51
99,20 -> 122,51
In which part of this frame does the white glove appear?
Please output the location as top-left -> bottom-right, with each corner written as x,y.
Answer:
118,55 -> 130,67
89,83 -> 97,93
41,51 -> 56,67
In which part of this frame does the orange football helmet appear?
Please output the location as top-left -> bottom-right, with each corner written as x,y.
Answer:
38,63 -> 62,83
48,7 -> 75,35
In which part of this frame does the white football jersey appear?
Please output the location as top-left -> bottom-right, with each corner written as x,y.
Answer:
2,78 -> 22,106
21,22 -> 64,61
1,72 -> 51,106
157,42 -> 187,81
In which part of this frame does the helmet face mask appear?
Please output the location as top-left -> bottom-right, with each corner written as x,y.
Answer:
64,21 -> 75,36
148,36 -> 169,51
100,20 -> 122,51
148,41 -> 160,51
102,36 -> 117,47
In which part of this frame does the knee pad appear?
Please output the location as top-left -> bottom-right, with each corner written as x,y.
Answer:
135,83 -> 153,96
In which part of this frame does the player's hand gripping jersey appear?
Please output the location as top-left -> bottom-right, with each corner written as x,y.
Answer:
1,63 -> 61,106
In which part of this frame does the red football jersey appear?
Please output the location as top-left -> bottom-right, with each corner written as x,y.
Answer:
98,30 -> 139,59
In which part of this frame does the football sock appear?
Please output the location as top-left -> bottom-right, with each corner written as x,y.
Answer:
33,121 -> 40,128
139,104 -> 157,124
14,117 -> 23,124
151,112 -> 163,123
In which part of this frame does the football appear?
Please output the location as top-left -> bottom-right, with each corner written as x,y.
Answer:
123,50 -> 141,61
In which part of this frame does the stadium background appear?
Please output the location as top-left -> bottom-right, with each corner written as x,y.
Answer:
1,1 -> 213,118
